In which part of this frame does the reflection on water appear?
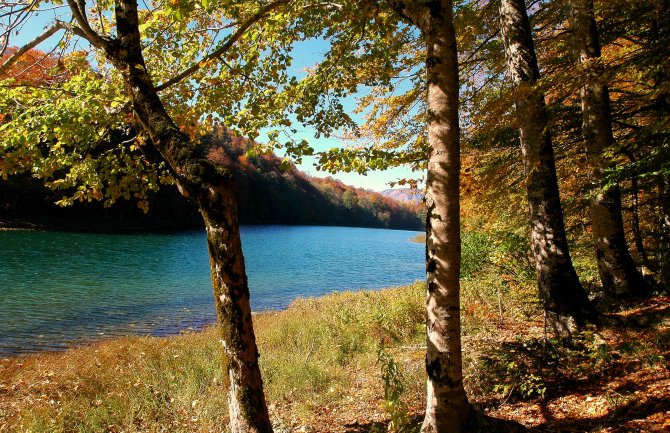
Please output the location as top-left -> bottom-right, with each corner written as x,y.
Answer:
0,225 -> 423,355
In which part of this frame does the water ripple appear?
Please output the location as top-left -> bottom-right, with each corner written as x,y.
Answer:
0,226 -> 423,355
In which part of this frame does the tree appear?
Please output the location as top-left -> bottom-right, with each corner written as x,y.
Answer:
599,0 -> 670,290
0,47 -> 70,85
498,0 -> 598,334
661,177 -> 670,288
381,3 -> 472,430
0,1 -> 296,431
264,0 -> 532,428
568,0 -> 651,298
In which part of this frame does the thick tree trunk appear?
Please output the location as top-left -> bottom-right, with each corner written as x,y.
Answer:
570,0 -> 651,298
385,4 -> 529,431
499,0 -> 597,334
102,2 -> 273,432
386,1 -> 473,431
420,4 -> 473,432
201,180 -> 272,433
590,186 -> 651,295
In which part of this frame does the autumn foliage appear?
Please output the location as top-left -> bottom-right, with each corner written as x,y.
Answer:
0,47 -> 83,86
205,126 -> 423,230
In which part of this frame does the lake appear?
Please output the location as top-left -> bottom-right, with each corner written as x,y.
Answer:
0,225 -> 424,355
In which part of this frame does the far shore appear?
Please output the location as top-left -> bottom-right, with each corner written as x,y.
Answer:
0,220 -> 424,234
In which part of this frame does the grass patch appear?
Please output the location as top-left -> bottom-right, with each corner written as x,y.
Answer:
0,283 -> 425,433
255,286 -> 425,405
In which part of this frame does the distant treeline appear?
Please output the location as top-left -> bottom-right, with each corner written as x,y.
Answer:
0,128 -> 423,232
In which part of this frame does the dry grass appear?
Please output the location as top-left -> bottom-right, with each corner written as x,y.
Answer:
0,283 -> 425,433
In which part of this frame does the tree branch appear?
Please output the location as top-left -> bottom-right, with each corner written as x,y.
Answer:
0,22 -> 62,75
154,0 -> 289,92
75,0 -> 89,24
0,0 -> 40,57
0,19 -> 95,76
460,29 -> 500,67
385,0 -> 418,27
65,0 -> 109,49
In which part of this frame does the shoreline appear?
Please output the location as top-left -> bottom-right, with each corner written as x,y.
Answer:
1,311 -> 261,360
1,310 -> 269,359
0,283 -> 430,432
1,227 -> 423,358
0,282 -> 424,359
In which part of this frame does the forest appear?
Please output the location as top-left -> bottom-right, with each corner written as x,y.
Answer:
0,125 -> 423,231
0,0 -> 668,432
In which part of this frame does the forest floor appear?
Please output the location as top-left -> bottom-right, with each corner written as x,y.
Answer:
267,295 -> 670,433
1,284 -> 668,433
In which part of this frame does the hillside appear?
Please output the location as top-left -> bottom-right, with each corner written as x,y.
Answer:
0,129 -> 422,231
380,188 -> 424,205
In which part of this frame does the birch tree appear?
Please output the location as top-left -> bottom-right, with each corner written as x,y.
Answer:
279,1 -> 527,430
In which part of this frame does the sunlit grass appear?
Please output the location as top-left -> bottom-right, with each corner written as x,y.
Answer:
0,283 -> 426,433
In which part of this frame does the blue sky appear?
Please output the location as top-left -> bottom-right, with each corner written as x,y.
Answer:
10,6 -> 419,192
280,38 -> 419,191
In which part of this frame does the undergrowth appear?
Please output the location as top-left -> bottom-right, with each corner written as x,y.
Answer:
470,330 -> 668,405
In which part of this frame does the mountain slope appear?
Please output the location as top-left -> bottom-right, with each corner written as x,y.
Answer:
0,130 -> 422,231
380,188 -> 424,205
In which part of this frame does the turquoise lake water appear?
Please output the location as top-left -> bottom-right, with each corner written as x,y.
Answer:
0,226 -> 423,355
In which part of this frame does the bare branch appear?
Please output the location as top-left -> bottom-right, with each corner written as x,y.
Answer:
155,0 -> 289,92
0,0 -> 40,57
0,18 -> 94,77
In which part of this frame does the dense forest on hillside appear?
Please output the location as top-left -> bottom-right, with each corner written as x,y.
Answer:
0,127 -> 422,231
380,187 -> 424,204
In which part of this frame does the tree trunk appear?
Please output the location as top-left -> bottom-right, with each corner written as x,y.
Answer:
384,4 -> 530,431
201,180 -> 273,433
650,2 -> 670,291
627,162 -> 653,272
660,176 -> 670,290
569,0 -> 651,298
104,1 -> 273,431
386,1 -> 473,431
499,0 -> 597,335
421,4 -> 473,432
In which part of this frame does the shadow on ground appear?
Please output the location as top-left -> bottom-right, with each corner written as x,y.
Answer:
530,394 -> 670,432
